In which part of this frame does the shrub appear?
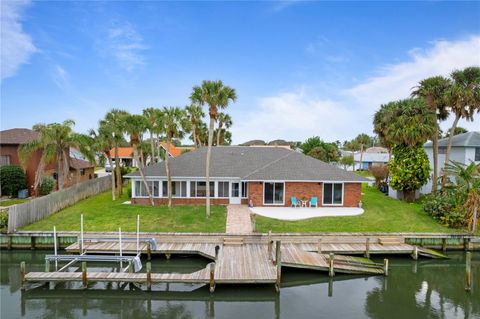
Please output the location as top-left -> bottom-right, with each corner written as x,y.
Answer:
423,193 -> 465,228
370,165 -> 388,187
39,176 -> 55,196
0,165 -> 27,197
0,211 -> 8,233
127,184 -> 132,198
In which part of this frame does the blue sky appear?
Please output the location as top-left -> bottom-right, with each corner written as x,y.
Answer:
1,1 -> 479,144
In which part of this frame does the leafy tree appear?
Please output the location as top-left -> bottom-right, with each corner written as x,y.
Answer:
124,114 -> 154,206
442,66 -> 480,187
19,120 -> 94,192
160,107 -> 190,208
89,123 -> 116,200
444,126 -> 468,138
388,145 -> 431,202
344,140 -> 360,170
307,143 -> 340,162
216,112 -> 232,146
300,136 -> 323,155
412,75 -> 451,194
339,155 -> 354,170
191,80 -> 237,217
143,107 -> 163,163
185,104 -> 205,148
0,166 -> 26,197
354,133 -> 372,170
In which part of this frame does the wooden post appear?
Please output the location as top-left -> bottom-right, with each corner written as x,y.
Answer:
420,238 -> 425,247
7,236 -> 12,250
364,238 -> 370,258
165,253 -> 171,260
45,259 -> 50,272
275,241 -> 281,266
317,238 -> 322,254
146,261 -> 152,291
31,237 -> 36,250
81,262 -> 87,288
251,213 -> 256,233
464,238 -> 468,251
147,242 -> 151,261
465,252 -> 472,292
209,263 -> 215,293
328,253 -> 335,277
412,246 -> 418,260
268,241 -> 273,262
383,259 -> 389,276
442,238 -> 447,252
20,261 -> 25,290
328,278 -> 333,297
128,262 -> 133,273
276,245 -> 282,292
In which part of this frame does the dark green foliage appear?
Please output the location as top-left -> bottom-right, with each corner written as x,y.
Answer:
0,212 -> 8,233
39,176 -> 55,196
423,193 -> 465,228
301,136 -> 340,162
0,166 -> 26,197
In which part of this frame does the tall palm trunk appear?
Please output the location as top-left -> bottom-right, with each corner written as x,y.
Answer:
431,129 -> 439,194
114,145 -> 122,196
442,114 -> 460,188
165,137 -> 172,208
192,123 -> 197,148
359,144 -> 364,171
351,151 -> 355,171
150,130 -> 155,165
216,122 -> 223,146
56,153 -> 63,191
133,144 -> 154,206
106,154 -> 115,200
205,115 -> 215,218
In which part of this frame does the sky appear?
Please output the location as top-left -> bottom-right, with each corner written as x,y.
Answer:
1,1 -> 479,144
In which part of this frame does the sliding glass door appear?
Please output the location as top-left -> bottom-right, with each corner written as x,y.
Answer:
264,182 -> 284,205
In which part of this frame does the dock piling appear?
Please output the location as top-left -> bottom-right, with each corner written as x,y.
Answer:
147,242 -> 151,261
328,278 -> 333,297
81,262 -> 87,288
465,252 -> 472,292
20,261 -> 25,290
442,238 -> 447,252
317,238 -> 322,254
45,259 -> 50,272
328,253 -> 335,277
146,262 -> 152,291
412,246 -> 418,260
383,259 -> 389,276
275,241 -> 281,266
209,263 -> 216,293
365,238 -> 370,258
31,237 -> 36,250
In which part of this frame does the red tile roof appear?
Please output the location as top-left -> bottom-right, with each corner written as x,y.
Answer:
160,142 -> 193,157
109,147 -> 134,158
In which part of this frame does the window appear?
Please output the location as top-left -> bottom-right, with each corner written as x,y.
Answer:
264,182 -> 284,205
135,181 -> 159,197
218,182 -> 230,198
162,181 -> 187,197
241,182 -> 248,198
190,181 -> 196,197
323,183 -> 343,205
475,147 -> 480,162
191,181 -> 214,197
438,147 -> 447,155
231,182 -> 240,197
0,155 -> 10,166
80,169 -> 85,176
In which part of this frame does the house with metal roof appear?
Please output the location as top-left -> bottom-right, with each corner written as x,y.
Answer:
126,146 -> 368,207
421,131 -> 480,194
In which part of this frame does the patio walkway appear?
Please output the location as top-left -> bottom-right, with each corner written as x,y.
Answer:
226,205 -> 253,234
250,207 -> 364,221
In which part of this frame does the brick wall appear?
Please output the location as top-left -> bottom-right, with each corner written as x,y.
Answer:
343,183 -> 362,207
132,197 -> 248,206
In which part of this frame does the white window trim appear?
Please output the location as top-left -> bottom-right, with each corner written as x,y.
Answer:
322,182 -> 344,206
263,181 -> 285,206
217,181 -> 230,198
240,181 -> 248,199
133,180 -> 160,198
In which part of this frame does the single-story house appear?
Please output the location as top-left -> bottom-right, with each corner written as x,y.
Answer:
126,146 -> 368,207
420,131 -> 480,194
354,152 -> 390,170
108,147 -> 138,167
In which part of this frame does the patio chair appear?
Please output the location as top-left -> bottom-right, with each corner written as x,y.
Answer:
310,197 -> 318,208
291,197 -> 299,208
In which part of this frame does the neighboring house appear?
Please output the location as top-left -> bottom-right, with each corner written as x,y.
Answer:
108,147 -> 138,167
0,128 -> 95,194
354,152 -> 390,170
420,131 -> 480,194
160,142 -> 193,158
126,146 -> 368,207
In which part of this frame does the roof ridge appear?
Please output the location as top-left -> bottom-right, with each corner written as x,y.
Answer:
242,150 -> 294,179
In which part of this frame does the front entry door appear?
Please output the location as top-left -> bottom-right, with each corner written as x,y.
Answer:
230,182 -> 241,204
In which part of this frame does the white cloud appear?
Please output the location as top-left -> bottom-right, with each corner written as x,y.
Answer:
0,0 -> 36,80
51,65 -> 70,90
233,35 -> 480,144
104,21 -> 147,71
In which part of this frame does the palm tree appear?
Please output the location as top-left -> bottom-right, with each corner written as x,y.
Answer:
344,140 -> 360,171
196,122 -> 208,147
185,104 -> 205,148
143,108 -> 162,164
104,109 -> 129,197
216,112 -> 232,146
89,123 -> 116,200
354,133 -> 371,171
191,80 -> 237,217
160,107 -> 189,208
442,66 -> 480,188
412,75 -> 451,194
19,120 -> 94,192
124,114 -> 155,206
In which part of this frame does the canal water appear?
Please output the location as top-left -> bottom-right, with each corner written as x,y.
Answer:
1,250 -> 479,319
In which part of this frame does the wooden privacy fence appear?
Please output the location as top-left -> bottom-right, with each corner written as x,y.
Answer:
7,176 -> 112,233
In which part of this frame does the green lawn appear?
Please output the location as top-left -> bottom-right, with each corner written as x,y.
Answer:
0,198 -> 29,207
22,189 -> 226,233
255,184 -> 453,233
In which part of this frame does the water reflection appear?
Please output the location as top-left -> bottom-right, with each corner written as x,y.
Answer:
1,250 -> 479,319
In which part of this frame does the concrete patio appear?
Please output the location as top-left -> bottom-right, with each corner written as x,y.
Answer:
250,206 -> 364,221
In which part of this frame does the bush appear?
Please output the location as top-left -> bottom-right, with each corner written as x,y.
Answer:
127,184 -> 132,198
0,211 -> 8,233
423,193 -> 465,228
0,165 -> 27,197
39,176 -> 55,196
370,165 -> 388,187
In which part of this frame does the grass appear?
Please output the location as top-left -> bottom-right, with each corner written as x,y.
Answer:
22,188 -> 226,233
255,184 -> 454,233
0,198 -> 29,207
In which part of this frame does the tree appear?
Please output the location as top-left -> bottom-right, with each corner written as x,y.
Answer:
370,165 -> 388,187
124,114 -> 154,206
19,120 -> 94,192
185,104 -> 205,148
344,140 -> 360,171
444,127 -> 468,138
216,112 -> 232,146
388,145 -> 431,202
160,107 -> 190,208
104,109 -> 129,197
339,155 -> 354,170
143,107 -> 163,164
0,166 -> 26,197
442,66 -> 480,188
191,80 -> 237,217
300,136 -> 323,155
412,75 -> 451,194
307,143 -> 340,162
354,133 -> 372,171
89,123 -> 116,200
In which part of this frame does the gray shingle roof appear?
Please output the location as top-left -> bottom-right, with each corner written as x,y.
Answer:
127,146 -> 368,182
424,131 -> 480,148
